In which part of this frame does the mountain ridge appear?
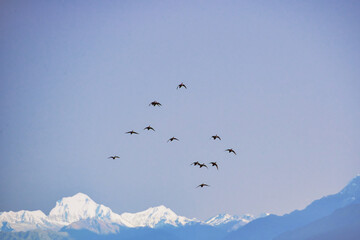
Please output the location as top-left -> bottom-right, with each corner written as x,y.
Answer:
226,174 -> 360,240
0,192 -> 257,233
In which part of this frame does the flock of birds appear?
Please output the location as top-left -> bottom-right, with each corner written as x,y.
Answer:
108,83 -> 236,189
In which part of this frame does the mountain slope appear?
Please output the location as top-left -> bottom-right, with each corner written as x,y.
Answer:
0,230 -> 70,240
62,218 -> 122,234
0,210 -> 59,232
274,203 -> 360,240
205,213 -> 267,232
120,205 -> 197,228
48,193 -> 132,227
226,175 -> 360,240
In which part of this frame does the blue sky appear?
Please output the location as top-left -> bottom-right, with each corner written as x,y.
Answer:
0,0 -> 359,220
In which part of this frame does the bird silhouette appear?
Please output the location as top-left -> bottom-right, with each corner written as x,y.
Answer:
149,101 -> 162,106
191,161 -> 200,166
167,137 -> 179,142
144,125 -> 155,131
211,135 -> 221,140
199,163 -> 208,169
225,148 -> 236,155
108,156 -> 120,160
209,162 -> 219,170
177,83 -> 187,89
197,183 -> 210,188
126,130 -> 139,135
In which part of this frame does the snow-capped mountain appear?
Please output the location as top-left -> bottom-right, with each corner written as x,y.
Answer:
0,193 -> 203,232
206,213 -> 269,231
0,192 -> 261,233
0,210 -> 57,232
63,218 -> 122,234
120,205 -> 198,228
48,193 -> 132,227
206,213 -> 255,226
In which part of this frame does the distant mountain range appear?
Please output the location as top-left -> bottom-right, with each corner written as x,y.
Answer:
225,174 -> 360,240
1,175 -> 359,240
0,192 -> 262,236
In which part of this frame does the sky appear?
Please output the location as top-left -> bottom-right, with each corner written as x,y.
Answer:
0,0 -> 359,220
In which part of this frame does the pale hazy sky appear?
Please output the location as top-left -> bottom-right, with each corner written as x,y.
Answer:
0,0 -> 359,220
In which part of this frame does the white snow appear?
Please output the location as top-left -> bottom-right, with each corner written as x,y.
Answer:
48,193 -> 132,227
0,192 -> 260,232
0,210 -> 60,232
120,205 -> 198,228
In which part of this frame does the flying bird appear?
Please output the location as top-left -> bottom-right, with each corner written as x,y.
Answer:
197,183 -> 210,188
177,82 -> 187,89
225,148 -> 236,155
149,101 -> 162,106
209,162 -> 219,170
191,161 -> 200,166
108,156 -> 120,160
199,163 -> 208,169
211,135 -> 221,140
126,130 -> 139,135
167,137 -> 179,142
144,125 -> 155,131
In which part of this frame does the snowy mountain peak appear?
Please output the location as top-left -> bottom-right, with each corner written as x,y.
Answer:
69,192 -> 92,201
53,193 -> 95,207
0,210 -> 47,223
206,213 -> 256,226
0,210 -> 51,232
48,193 -> 131,227
142,205 -> 176,216
205,213 -> 270,232
0,193 -> 265,233
120,205 -> 197,228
